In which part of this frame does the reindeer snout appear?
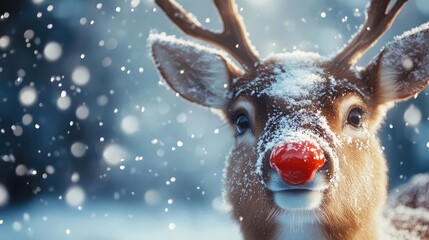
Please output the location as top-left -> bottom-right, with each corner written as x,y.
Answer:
269,141 -> 325,186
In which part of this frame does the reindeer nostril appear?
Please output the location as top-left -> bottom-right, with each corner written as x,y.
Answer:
269,141 -> 325,186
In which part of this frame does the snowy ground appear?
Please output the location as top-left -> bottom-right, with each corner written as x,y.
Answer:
0,200 -> 240,240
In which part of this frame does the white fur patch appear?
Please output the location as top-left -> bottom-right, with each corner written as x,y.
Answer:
343,125 -> 369,139
378,62 -> 399,102
268,172 -> 329,192
276,211 -> 325,240
274,191 -> 323,210
269,172 -> 328,211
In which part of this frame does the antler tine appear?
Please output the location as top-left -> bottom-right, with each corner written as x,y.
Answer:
333,0 -> 408,67
155,0 -> 260,70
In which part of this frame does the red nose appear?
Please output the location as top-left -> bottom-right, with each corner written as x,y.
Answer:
269,141 -> 325,186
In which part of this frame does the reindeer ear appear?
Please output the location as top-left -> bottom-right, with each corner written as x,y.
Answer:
149,33 -> 239,109
366,23 -> 429,104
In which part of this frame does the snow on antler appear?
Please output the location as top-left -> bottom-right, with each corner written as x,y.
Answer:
334,0 -> 408,66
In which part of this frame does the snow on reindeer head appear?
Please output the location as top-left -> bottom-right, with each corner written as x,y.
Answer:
149,0 -> 429,239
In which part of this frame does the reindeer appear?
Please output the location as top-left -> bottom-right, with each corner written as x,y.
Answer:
149,0 -> 429,239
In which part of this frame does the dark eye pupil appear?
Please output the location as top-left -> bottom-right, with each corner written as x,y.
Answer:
347,108 -> 363,128
236,115 -> 250,135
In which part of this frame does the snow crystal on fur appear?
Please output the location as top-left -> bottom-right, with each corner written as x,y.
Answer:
262,52 -> 326,100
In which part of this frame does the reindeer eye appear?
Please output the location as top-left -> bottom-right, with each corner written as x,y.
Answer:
236,114 -> 250,135
347,107 -> 364,128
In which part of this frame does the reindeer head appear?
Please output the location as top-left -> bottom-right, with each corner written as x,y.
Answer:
149,0 -> 429,239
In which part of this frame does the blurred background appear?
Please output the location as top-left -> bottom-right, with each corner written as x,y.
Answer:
0,0 -> 428,239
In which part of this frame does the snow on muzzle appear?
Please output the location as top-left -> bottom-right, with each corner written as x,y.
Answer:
256,112 -> 341,188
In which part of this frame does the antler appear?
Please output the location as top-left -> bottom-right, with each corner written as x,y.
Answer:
155,0 -> 260,70
333,0 -> 408,67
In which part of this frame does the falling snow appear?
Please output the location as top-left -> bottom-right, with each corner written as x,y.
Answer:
65,185 -> 85,207
43,42 -> 62,61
